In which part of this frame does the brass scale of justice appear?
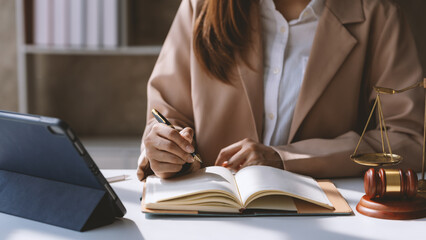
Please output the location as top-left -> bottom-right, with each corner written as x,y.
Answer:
350,79 -> 426,219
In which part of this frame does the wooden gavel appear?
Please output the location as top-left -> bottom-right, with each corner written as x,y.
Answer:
364,168 -> 418,199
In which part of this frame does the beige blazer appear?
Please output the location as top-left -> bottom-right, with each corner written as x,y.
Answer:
137,0 -> 424,180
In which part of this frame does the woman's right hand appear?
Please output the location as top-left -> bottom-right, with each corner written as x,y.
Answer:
144,123 -> 195,178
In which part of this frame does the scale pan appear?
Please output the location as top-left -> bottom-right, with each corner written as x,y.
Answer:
350,153 -> 402,166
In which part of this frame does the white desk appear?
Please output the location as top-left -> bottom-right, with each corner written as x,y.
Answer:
0,170 -> 424,240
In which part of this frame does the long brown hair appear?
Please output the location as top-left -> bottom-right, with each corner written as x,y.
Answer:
193,0 -> 257,83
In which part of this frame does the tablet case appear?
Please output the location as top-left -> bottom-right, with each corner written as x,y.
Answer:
141,180 -> 353,216
0,111 -> 126,231
0,170 -> 114,231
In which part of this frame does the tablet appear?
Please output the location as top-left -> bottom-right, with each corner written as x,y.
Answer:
0,110 -> 126,218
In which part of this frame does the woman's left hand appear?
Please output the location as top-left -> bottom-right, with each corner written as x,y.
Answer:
214,138 -> 283,172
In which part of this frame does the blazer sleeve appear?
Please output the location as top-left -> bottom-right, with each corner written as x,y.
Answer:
137,0 -> 196,181
272,4 -> 424,178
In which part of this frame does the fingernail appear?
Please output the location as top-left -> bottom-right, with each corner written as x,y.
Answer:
222,161 -> 229,167
188,156 -> 195,163
186,145 -> 194,153
184,132 -> 191,139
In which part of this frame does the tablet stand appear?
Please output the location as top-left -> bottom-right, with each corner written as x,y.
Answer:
0,170 -> 116,231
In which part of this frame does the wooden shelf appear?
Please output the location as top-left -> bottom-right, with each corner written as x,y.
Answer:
15,0 -> 177,114
23,44 -> 162,56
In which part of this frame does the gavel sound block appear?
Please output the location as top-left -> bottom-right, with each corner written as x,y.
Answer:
356,168 -> 426,220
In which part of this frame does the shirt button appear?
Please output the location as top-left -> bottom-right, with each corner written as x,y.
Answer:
273,68 -> 280,74
280,26 -> 286,33
268,113 -> 275,120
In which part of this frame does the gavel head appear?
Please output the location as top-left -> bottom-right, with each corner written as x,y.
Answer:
364,168 -> 417,199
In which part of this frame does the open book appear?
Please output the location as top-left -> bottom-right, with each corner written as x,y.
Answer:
143,166 -> 339,214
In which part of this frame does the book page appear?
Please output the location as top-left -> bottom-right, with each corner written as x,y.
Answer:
245,195 -> 297,211
144,166 -> 241,206
234,166 -> 333,209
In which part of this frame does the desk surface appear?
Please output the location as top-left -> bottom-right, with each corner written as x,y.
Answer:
0,170 -> 424,240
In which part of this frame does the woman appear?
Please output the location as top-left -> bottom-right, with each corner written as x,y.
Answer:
137,0 -> 423,180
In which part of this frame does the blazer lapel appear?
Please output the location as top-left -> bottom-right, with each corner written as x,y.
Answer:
236,5 -> 264,142
288,0 -> 364,143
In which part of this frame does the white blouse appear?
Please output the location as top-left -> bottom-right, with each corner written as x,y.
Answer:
261,0 -> 324,146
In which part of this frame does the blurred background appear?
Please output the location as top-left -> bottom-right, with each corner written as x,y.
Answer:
0,0 -> 425,169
